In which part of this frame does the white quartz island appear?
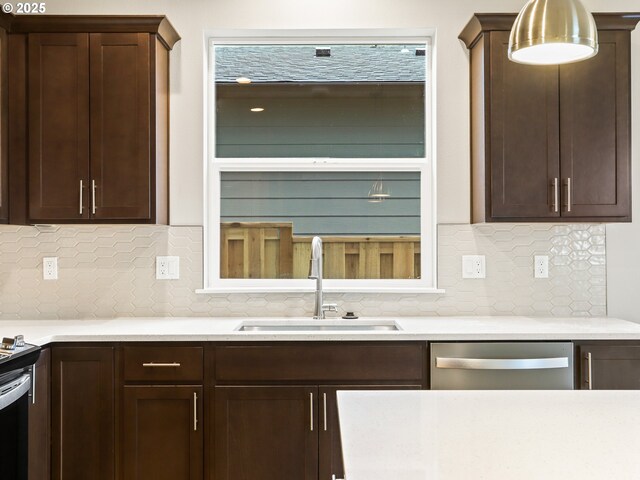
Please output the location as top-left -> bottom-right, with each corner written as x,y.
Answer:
337,390 -> 640,480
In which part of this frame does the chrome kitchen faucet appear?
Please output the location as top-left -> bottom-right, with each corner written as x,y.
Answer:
309,236 -> 337,319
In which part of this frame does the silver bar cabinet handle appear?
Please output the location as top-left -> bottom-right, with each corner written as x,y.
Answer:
435,357 -> 569,370
323,393 -> 328,431
567,177 -> 572,212
586,352 -> 593,390
193,392 -> 198,431
553,178 -> 559,213
91,180 -> 97,215
30,364 -> 36,405
310,392 -> 314,431
142,362 -> 181,368
79,180 -> 84,215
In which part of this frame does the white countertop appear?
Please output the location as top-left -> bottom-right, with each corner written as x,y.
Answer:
337,390 -> 640,480
1,316 -> 640,345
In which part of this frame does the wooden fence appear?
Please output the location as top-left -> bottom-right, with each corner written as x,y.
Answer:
221,222 -> 420,280
220,223 -> 293,279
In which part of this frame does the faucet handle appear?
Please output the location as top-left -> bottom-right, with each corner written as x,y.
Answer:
322,303 -> 338,313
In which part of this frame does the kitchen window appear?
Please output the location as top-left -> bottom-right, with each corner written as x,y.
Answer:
203,32 -> 437,293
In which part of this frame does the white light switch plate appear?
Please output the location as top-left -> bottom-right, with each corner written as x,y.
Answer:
534,255 -> 549,278
462,255 -> 486,279
156,256 -> 180,280
43,257 -> 58,280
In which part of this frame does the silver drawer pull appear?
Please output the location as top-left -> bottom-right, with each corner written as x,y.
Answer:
79,180 -> 84,215
193,392 -> 198,431
323,392 -> 328,431
435,357 -> 569,370
91,179 -> 97,214
586,352 -> 593,390
142,362 -> 181,368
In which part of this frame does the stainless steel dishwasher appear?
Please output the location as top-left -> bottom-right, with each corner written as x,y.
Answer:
430,342 -> 574,390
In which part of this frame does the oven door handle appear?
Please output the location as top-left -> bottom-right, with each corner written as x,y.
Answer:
0,374 -> 31,411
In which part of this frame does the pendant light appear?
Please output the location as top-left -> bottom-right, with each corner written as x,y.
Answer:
509,0 -> 598,65
368,177 -> 391,203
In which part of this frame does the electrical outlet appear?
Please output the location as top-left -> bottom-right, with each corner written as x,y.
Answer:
534,255 -> 549,278
156,256 -> 180,280
43,257 -> 58,280
462,255 -> 486,279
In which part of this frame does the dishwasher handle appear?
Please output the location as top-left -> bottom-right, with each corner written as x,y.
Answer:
435,357 -> 569,370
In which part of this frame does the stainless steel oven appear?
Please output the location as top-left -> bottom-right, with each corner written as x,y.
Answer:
0,337 -> 41,480
0,371 -> 31,480
430,342 -> 574,390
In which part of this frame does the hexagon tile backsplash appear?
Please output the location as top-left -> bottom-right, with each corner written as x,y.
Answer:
0,223 -> 605,319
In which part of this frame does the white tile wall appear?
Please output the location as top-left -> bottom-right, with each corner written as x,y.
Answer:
0,223 -> 606,319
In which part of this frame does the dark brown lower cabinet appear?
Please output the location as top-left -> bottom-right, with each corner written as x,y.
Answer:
212,385 -> 422,480
211,343 -> 427,480
28,348 -> 50,480
52,346 -> 115,480
43,342 -> 425,480
578,344 -> 640,390
319,385 -> 421,480
213,386 -> 319,480
123,386 -> 203,480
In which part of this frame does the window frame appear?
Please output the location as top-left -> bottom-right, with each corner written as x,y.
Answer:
201,30 -> 440,293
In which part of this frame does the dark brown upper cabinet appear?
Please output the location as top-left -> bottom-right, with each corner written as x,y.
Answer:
0,16 -> 8,223
7,15 -> 179,224
28,33 -> 91,221
460,13 -> 639,223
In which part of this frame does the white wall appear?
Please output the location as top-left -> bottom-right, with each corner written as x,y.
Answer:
43,0 -> 640,320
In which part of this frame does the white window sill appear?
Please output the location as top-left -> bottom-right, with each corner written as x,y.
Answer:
196,286 -> 446,294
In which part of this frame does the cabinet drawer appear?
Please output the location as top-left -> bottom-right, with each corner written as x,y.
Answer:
215,343 -> 425,383
123,346 -> 203,383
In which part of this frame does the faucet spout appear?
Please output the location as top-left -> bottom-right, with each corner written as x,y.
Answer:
310,236 -> 323,280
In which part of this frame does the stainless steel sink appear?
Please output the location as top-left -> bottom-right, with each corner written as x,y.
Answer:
236,320 -> 401,332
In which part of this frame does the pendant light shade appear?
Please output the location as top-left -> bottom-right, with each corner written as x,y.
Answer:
509,0 -> 598,65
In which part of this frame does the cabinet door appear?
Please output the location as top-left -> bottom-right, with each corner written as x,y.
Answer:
29,348 -> 50,480
213,386 -> 318,480
89,33 -> 151,220
0,25 -> 7,223
319,385 -> 421,480
489,31 -> 560,220
579,345 -> 640,390
560,31 -> 631,220
52,347 -> 114,480
123,386 -> 203,480
28,33 -> 90,222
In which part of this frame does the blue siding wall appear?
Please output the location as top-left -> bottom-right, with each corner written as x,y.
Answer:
220,172 -> 421,236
